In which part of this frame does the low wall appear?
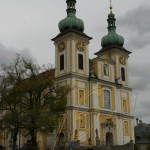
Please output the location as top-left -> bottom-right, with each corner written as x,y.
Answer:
111,143 -> 134,150
53,141 -> 134,150
68,143 -> 134,150
68,146 -> 110,150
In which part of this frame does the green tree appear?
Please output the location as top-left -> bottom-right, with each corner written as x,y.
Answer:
0,55 -> 70,149
0,73 -> 23,150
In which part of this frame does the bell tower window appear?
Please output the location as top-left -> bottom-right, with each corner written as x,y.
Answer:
60,54 -> 64,71
121,67 -> 125,81
78,54 -> 83,70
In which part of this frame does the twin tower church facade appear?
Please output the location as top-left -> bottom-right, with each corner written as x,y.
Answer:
51,0 -> 134,147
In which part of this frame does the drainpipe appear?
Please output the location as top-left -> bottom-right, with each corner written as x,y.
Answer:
88,77 -> 92,142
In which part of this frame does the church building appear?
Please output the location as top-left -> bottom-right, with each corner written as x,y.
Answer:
49,0 -> 134,148
0,0 -> 135,149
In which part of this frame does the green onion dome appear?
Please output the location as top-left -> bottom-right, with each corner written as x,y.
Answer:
58,0 -> 84,33
101,11 -> 124,48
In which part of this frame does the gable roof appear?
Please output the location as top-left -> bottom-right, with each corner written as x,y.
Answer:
39,69 -> 55,79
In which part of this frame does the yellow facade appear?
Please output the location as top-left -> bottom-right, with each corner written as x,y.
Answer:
42,1 -> 134,148
53,36 -> 134,146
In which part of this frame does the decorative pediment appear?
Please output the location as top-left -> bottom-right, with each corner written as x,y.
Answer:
98,54 -> 115,64
101,119 -> 116,129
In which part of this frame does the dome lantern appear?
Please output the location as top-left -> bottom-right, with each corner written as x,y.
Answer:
58,0 -> 84,33
101,2 -> 124,49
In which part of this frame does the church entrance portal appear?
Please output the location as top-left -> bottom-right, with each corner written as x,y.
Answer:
106,132 -> 113,146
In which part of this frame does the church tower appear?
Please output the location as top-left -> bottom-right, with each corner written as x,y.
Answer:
92,3 -> 134,145
52,0 -> 92,145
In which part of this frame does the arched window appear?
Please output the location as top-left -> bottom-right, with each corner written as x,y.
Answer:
78,54 -> 83,70
103,90 -> 111,109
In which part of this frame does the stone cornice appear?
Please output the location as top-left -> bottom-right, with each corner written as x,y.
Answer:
51,29 -> 92,42
54,73 -> 89,82
90,77 -> 132,91
54,73 -> 132,91
95,46 -> 132,56
67,106 -> 134,119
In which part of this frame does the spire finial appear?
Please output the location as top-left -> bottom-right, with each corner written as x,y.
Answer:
110,0 -> 112,13
66,0 -> 76,17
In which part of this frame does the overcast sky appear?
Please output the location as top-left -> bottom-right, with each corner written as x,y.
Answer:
0,0 -> 150,123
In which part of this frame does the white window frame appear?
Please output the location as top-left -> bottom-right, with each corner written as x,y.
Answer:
77,51 -> 84,71
124,120 -> 129,134
59,51 -> 65,73
78,89 -> 85,106
104,64 -> 109,76
103,88 -> 112,109
79,114 -> 86,129
122,98 -> 128,113
120,65 -> 126,82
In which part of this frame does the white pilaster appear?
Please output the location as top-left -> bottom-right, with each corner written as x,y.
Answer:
55,45 -> 58,77
72,40 -> 76,72
86,45 -> 89,76
67,40 -> 70,73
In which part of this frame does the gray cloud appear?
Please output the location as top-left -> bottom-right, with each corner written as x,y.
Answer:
119,2 -> 150,50
133,91 -> 150,122
116,2 -> 150,122
129,64 -> 150,91
120,5 -> 150,35
129,59 -> 150,122
0,42 -> 34,65
129,56 -> 150,121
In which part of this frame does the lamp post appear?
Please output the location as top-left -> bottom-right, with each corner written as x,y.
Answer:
9,139 -> 13,150
3,126 -> 5,149
9,125 -> 15,150
18,128 -> 21,149
19,97 -> 22,149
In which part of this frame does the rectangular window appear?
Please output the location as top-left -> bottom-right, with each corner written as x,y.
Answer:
10,129 -> 14,139
104,90 -> 111,109
104,64 -> 109,76
124,121 -> 129,134
79,90 -> 85,105
60,54 -> 64,70
80,114 -> 85,128
121,67 -> 125,81
78,54 -> 83,70
122,99 -> 127,112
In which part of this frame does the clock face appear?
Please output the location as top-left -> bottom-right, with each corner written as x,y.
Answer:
77,41 -> 85,51
120,57 -> 126,65
58,42 -> 65,52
